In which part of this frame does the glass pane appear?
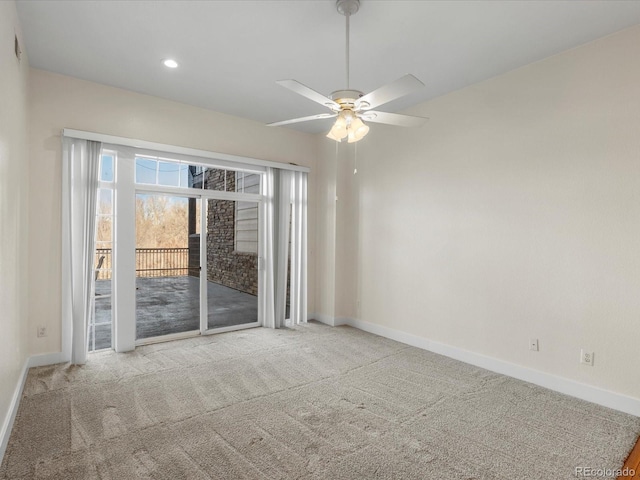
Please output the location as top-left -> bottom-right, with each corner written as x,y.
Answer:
235,201 -> 258,254
92,294 -> 112,350
182,165 -> 205,190
243,173 -> 261,194
97,189 -> 113,215
96,240 -> 112,250
188,198 -> 201,276
136,194 -> 200,340
100,155 -> 114,182
96,216 -> 112,243
225,170 -> 235,192
236,172 -> 244,193
92,239 -> 112,351
179,164 -> 188,188
206,199 -> 258,329
195,199 -> 201,234
95,249 -> 112,278
157,161 -> 180,187
135,157 -> 157,184
95,276 -> 112,296
286,205 -> 292,320
200,168 -> 224,191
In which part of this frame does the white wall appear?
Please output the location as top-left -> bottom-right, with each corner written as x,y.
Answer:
28,69 -> 318,356
0,0 -> 29,454
326,25 -> 640,401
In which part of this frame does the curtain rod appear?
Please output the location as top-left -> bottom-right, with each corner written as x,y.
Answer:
62,129 -> 311,173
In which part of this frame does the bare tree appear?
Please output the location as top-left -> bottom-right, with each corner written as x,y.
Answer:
135,195 -> 189,248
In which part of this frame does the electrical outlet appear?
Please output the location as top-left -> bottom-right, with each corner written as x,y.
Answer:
37,326 -> 47,338
580,349 -> 594,366
529,338 -> 539,351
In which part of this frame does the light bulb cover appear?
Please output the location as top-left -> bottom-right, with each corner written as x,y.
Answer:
351,117 -> 365,130
354,122 -> 369,141
326,129 -> 342,142
333,124 -> 348,139
327,110 -> 367,142
334,112 -> 348,128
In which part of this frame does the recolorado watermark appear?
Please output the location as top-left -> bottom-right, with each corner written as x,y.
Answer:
575,466 -> 636,477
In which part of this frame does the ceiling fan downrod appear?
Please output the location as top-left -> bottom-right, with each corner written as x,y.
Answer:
336,0 -> 360,89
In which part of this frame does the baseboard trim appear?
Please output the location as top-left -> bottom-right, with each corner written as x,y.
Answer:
312,313 -> 337,327
342,318 -> 640,417
0,358 -> 29,465
28,352 -> 67,368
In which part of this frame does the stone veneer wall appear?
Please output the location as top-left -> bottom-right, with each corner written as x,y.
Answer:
206,169 -> 258,296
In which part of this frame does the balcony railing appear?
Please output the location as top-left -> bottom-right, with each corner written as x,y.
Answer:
95,248 -> 191,279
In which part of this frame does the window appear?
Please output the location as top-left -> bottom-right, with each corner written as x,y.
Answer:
234,172 -> 259,254
135,156 -> 194,188
134,155 -> 262,193
132,155 -> 261,255
64,131 -> 309,354
91,152 -> 116,351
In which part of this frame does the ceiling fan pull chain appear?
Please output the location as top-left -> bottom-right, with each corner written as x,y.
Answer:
354,141 -> 358,175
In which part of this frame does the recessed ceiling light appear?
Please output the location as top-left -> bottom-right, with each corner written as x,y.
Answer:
163,59 -> 178,69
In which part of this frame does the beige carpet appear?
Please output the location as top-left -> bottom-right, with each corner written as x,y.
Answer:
1,322 -> 638,479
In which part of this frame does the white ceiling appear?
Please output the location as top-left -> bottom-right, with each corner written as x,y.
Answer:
16,0 -> 640,133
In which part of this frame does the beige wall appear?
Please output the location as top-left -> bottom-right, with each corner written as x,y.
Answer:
334,144 -> 360,321
28,69 -> 318,355
0,0 -> 29,444
313,141 -> 362,323
312,138 -> 337,321
326,25 -> 640,400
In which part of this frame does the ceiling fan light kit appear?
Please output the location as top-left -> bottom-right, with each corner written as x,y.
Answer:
268,0 -> 428,143
327,110 -> 370,143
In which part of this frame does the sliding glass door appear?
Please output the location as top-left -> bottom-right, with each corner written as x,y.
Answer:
135,193 -> 201,341
81,137 -> 309,356
89,147 -> 270,352
133,192 -> 260,343
205,197 -> 259,329
132,169 -> 261,345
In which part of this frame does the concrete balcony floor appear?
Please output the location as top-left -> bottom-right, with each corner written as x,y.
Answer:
92,275 -> 258,351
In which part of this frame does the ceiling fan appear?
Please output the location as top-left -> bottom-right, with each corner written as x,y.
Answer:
268,0 -> 428,143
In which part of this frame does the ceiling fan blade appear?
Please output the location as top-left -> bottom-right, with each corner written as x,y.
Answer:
357,74 -> 425,110
267,113 -> 337,127
276,80 -> 340,111
360,111 -> 428,127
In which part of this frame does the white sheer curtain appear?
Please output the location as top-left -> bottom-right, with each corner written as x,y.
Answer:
274,170 -> 292,327
260,167 -> 277,328
261,168 -> 308,329
61,137 -> 101,365
289,171 -> 308,325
